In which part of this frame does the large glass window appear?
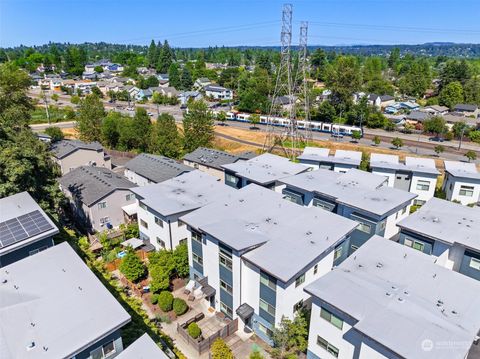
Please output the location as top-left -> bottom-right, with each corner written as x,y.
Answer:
260,298 -> 276,317
220,301 -> 233,317
312,198 -> 335,212
90,340 -> 116,359
225,173 -> 240,188
459,185 -> 474,197
283,190 -> 304,205
220,279 -> 233,294
125,193 -> 135,201
154,216 -> 164,228
258,323 -> 273,337
191,230 -> 202,243
139,202 -> 147,210
260,271 -> 276,291
404,237 -> 425,252
334,246 -> 343,261
98,201 -> 107,209
470,258 -> 480,271
140,219 -> 148,229
192,253 -> 203,266
320,307 -> 344,330
219,247 -> 233,270
317,336 -> 339,358
416,180 -> 430,191
295,273 -> 305,287
156,237 -> 165,249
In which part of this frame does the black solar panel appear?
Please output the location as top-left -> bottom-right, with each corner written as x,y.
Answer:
0,210 -> 54,249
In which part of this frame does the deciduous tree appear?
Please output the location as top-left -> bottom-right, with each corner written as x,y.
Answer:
182,100 -> 214,153
76,94 -> 105,142
150,113 -> 182,158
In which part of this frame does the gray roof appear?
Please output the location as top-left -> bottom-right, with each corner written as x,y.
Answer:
181,184 -> 358,282
397,197 -> 480,251
370,154 -> 439,175
304,236 -> 480,359
125,153 -> 192,184
281,169 -> 416,217
59,166 -> 136,206
443,114 -> 479,126
132,170 -> 235,217
297,147 -> 330,162
424,105 -> 449,113
117,334 -> 168,359
332,150 -> 362,166
297,148 -> 361,167
204,85 -> 229,92
50,139 -> 104,159
406,110 -> 430,122
0,192 -> 59,255
454,104 -> 478,112
222,153 -> 308,185
370,153 -> 403,171
404,156 -> 439,175
0,242 -> 131,359
380,95 -> 394,101
444,161 -> 480,180
184,147 -> 249,170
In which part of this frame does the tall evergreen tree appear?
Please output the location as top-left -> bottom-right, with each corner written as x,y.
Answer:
181,67 -> 193,90
182,101 -> 214,153
157,40 -> 173,73
147,39 -> 157,68
168,63 -> 181,89
76,94 -> 105,142
150,113 -> 182,158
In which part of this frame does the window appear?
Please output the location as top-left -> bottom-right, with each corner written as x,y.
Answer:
100,217 -> 110,225
470,258 -> 480,271
293,299 -> 304,312
283,190 -> 303,205
258,323 -> 273,337
139,203 -> 147,210
90,341 -> 116,359
404,237 -> 425,252
220,301 -> 233,317
317,336 -> 339,358
140,219 -> 148,229
351,245 -> 359,252
219,247 -> 233,270
402,206 -> 407,214
156,237 -> 165,249
29,246 -> 48,255
178,221 -> 185,227
356,221 -> 371,234
379,220 -> 386,231
416,180 -> 430,191
220,280 -> 233,294
312,198 -> 335,212
314,264 -> 318,275
192,253 -> 203,266
98,201 -> 107,209
320,307 -> 344,330
260,271 -> 276,291
225,173 -> 240,188
192,231 -> 202,243
193,163 -> 199,169
125,193 -> 135,201
334,246 -> 343,261
154,216 -> 164,228
459,185 -> 474,197
295,273 -> 305,287
260,298 -> 276,316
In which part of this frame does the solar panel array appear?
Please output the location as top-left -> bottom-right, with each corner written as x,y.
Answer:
0,210 -> 53,249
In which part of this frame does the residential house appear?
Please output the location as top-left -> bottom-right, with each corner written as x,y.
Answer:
222,153 -> 309,192
297,147 -> 362,173
150,86 -> 179,98
131,170 -> 235,251
397,198 -> 480,281
379,95 -> 395,108
443,161 -> 480,205
443,113 -> 479,129
280,169 -> 416,249
48,77 -> 63,91
124,153 -> 192,186
384,102 -> 402,114
50,139 -> 111,175
316,89 -> 331,102
116,334 -> 168,359
405,110 -> 431,124
181,185 -> 358,344
0,192 -> 59,267
304,235 -> 480,359
454,104 -> 479,118
157,73 -> 169,81
183,147 -> 255,181
422,104 -> 449,116
0,242 -> 131,359
400,101 -> 420,111
178,91 -> 203,105
370,154 -> 439,205
273,95 -> 297,111
74,80 -> 97,94
204,85 -> 233,100
194,77 -> 212,89
125,85 -> 141,101
59,166 -> 137,232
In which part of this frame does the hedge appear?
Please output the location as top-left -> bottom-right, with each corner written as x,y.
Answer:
173,298 -> 188,315
158,291 -> 174,312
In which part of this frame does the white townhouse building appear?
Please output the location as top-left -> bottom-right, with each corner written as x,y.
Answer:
124,153 -> 192,186
204,85 -> 234,100
280,169 -> 416,253
222,153 -> 309,192
443,161 -> 480,205
180,185 -> 358,345
370,154 -> 439,205
304,235 -> 480,359
297,147 -> 362,173
397,198 -> 480,282
131,171 -> 235,251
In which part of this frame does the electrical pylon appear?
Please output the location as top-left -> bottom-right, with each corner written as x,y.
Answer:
263,3 -> 298,159
297,21 -> 312,144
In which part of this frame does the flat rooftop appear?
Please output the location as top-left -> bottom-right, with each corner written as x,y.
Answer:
125,153 -> 192,183
444,161 -> 480,180
405,156 -> 439,175
0,242 -> 131,359
116,334 -> 168,359
370,154 -> 439,175
305,236 -> 480,359
0,192 -> 59,255
132,170 -> 235,217
397,197 -> 480,251
297,147 -> 330,162
181,184 -> 358,283
281,169 -> 416,217
297,148 -> 362,167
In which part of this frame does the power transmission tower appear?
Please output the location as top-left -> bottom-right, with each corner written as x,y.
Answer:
263,3 -> 297,158
297,21 -> 312,144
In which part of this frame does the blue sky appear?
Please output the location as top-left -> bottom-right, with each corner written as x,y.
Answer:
1,0 -> 479,48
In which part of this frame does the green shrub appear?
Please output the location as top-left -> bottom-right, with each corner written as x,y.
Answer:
151,294 -> 159,305
158,291 -> 174,312
173,298 -> 188,315
211,338 -> 233,359
119,248 -> 146,283
187,322 -> 201,339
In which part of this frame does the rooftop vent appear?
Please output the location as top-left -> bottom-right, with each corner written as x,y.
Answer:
27,342 -> 35,351
386,292 -> 392,297
1,279 -> 7,284
397,297 -> 405,303
376,262 -> 383,268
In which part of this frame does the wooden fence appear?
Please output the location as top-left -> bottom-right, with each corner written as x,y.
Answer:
177,318 -> 238,355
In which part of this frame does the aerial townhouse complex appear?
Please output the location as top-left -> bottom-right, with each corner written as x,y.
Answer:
443,160 -> 480,205
180,185 -> 358,344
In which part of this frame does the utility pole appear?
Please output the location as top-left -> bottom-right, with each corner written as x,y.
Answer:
297,21 -> 311,145
41,89 -> 51,125
458,126 -> 465,150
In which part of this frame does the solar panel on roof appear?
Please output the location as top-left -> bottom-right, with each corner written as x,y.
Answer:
0,210 -> 53,249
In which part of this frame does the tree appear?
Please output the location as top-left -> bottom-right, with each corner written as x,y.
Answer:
210,338 -> 234,359
397,59 -> 431,97
118,108 -> 152,151
91,86 -> 104,98
325,56 -> 362,106
119,248 -> 146,283
168,63 -> 181,89
250,350 -> 265,359
150,113 -> 182,158
249,114 -> 260,129
216,111 -> 227,126
180,67 -> 193,90
172,242 -> 189,278
182,100 -> 214,153
391,137 -> 404,149
313,101 -> 336,123
70,95 -> 81,105
0,63 -> 34,128
147,39 -> 158,68
76,94 -> 105,142
44,126 -> 64,142
173,298 -> 188,315
157,291 -> 174,311
423,116 -> 447,138
145,75 -> 159,88
464,77 -> 480,105
101,111 -> 122,148
388,47 -> 400,71
351,130 -> 362,142
439,81 -> 464,109
188,323 -> 202,339
271,313 -> 308,359
372,135 -> 381,146
440,59 -> 472,87
452,121 -> 469,139
51,93 -> 59,104
157,40 -> 173,73
434,145 -> 445,157
366,113 -> 387,129
94,65 -> 104,73
465,150 -> 477,162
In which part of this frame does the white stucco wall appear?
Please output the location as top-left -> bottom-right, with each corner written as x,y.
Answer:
371,168 -> 396,187
444,175 -> 480,205
410,172 -> 437,204
385,204 -> 411,239
124,169 -> 153,187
